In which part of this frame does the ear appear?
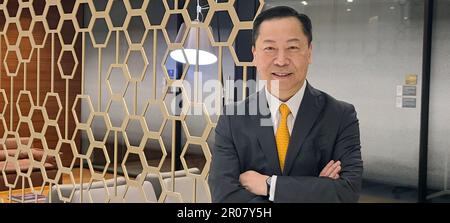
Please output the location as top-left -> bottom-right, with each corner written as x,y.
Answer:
307,44 -> 313,64
252,46 -> 256,62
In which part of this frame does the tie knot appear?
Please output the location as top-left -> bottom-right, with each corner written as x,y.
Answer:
279,103 -> 291,118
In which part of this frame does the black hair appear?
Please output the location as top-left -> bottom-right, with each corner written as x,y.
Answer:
252,6 -> 312,46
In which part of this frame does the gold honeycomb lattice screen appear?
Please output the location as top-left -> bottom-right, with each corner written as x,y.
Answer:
0,0 -> 264,203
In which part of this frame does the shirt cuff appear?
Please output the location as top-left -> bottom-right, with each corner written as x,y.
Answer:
269,175 -> 277,201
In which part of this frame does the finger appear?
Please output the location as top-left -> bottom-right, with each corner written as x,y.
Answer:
329,161 -> 341,174
325,163 -> 341,178
320,161 -> 335,176
239,174 -> 244,183
329,165 -> 341,178
333,174 -> 340,180
239,179 -> 247,187
323,161 -> 340,177
333,161 -> 341,168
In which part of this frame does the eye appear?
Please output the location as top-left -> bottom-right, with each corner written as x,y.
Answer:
264,47 -> 275,51
288,46 -> 300,50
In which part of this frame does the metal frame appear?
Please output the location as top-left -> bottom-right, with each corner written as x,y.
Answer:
418,0 -> 434,203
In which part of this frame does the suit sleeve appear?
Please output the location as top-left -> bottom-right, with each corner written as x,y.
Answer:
208,114 -> 264,203
273,104 -> 363,203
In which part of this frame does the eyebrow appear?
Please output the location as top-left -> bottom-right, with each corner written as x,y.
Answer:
262,39 -> 302,43
287,38 -> 301,43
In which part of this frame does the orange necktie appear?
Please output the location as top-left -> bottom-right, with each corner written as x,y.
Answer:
276,103 -> 291,171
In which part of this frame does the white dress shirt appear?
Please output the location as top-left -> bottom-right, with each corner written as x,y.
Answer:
264,81 -> 306,201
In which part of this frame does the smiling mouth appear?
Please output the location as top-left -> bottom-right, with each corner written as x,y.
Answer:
272,72 -> 292,78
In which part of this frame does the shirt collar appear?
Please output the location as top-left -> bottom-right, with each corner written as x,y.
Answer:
265,81 -> 306,119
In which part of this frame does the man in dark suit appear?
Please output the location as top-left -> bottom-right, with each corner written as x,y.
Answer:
208,6 -> 363,203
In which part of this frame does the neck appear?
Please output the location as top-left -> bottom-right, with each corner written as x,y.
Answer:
267,80 -> 305,102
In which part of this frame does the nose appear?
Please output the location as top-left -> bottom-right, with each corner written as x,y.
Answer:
273,50 -> 290,66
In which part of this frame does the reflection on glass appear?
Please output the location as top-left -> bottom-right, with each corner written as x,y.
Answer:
266,0 -> 425,202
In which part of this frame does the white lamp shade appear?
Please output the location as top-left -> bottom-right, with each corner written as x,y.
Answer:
170,49 -> 217,65
169,22 -> 217,65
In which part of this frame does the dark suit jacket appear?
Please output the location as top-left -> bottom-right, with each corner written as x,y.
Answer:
208,82 -> 363,203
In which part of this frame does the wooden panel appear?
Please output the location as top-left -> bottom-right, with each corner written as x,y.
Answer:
0,2 -> 81,167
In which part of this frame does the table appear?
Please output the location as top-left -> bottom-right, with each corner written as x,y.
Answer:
0,186 -> 49,203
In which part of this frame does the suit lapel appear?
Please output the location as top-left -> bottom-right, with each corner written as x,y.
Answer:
252,90 -> 282,176
283,83 -> 324,175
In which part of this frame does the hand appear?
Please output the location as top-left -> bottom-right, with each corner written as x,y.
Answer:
239,170 -> 269,196
319,160 -> 341,180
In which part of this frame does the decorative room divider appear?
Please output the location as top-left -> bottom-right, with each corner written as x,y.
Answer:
0,0 -> 264,203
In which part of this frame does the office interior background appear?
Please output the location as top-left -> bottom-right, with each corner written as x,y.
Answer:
0,0 -> 449,203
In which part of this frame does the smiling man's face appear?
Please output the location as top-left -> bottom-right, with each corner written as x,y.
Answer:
253,16 -> 312,101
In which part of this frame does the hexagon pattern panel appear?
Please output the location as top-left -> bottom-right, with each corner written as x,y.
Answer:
0,0 -> 264,203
